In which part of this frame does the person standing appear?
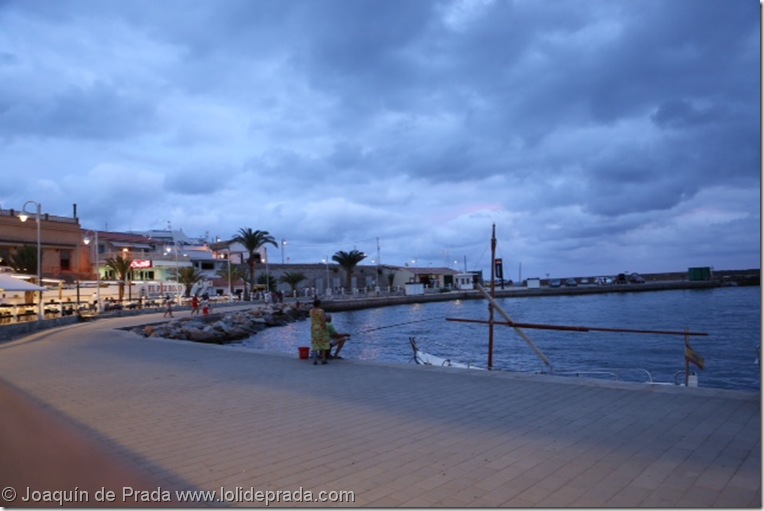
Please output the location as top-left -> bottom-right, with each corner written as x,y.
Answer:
310,299 -> 330,365
201,296 -> 210,317
190,295 -> 200,315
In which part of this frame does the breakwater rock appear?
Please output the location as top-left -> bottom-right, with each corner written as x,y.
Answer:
130,304 -> 309,344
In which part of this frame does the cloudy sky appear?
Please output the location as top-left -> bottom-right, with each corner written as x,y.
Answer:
0,0 -> 759,279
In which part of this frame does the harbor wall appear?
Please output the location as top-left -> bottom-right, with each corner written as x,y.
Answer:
323,280 -> 723,312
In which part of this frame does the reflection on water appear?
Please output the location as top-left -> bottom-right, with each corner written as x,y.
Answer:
231,287 -> 760,391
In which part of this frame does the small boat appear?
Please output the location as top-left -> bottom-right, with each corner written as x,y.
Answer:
409,337 -> 484,370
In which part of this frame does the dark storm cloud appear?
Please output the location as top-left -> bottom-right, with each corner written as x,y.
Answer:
0,0 -> 758,276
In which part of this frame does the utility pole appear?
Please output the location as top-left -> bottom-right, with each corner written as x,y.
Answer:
376,237 -> 381,293
488,224 -> 496,370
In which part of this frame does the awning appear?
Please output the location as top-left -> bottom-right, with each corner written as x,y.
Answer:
0,274 -> 45,292
109,241 -> 154,250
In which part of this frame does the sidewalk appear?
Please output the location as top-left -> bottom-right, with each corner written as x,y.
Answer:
0,312 -> 759,507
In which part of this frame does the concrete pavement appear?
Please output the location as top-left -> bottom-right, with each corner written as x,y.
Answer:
0,310 -> 759,507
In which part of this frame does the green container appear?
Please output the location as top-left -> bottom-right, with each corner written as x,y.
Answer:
688,267 -> 712,281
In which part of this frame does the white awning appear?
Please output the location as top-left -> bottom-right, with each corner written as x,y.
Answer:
0,274 -> 45,292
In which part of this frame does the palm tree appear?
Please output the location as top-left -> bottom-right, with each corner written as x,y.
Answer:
257,273 -> 277,293
216,265 -> 246,295
176,267 -> 205,297
332,249 -> 367,292
279,271 -> 307,296
105,255 -> 133,302
9,245 -> 37,279
231,228 -> 277,300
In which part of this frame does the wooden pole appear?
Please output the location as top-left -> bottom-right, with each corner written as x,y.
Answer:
475,283 -> 552,369
488,224 -> 496,370
445,317 -> 708,337
684,331 -> 690,387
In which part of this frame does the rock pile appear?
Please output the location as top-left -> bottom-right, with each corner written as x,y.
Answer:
131,304 -> 309,344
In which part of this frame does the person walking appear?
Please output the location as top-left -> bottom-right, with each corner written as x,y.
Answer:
163,295 -> 173,318
190,295 -> 200,315
310,299 -> 330,365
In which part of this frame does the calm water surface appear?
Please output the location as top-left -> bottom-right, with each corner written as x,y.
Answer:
232,287 -> 761,391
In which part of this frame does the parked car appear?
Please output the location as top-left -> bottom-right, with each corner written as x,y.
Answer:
548,279 -> 561,288
595,276 -> 613,285
564,278 -> 578,287
629,273 -> 646,284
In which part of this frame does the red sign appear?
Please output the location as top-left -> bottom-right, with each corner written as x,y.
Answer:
131,260 -> 153,269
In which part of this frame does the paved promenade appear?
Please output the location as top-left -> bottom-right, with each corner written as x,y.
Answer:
0,309 -> 759,507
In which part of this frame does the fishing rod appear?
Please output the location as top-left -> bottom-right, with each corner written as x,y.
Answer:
352,316 -> 447,335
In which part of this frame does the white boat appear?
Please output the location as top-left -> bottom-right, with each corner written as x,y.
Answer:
409,337 -> 484,370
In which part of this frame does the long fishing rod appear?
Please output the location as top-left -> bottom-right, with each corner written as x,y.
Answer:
352,316 -> 446,335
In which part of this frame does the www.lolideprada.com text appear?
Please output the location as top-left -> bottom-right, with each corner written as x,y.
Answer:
178,487 -> 356,505
6,486 -> 356,506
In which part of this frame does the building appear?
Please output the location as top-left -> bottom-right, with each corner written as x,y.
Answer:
454,273 -> 478,290
389,266 -> 460,289
0,205 -> 85,282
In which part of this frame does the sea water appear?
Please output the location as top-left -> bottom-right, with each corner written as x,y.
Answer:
232,286 -> 761,391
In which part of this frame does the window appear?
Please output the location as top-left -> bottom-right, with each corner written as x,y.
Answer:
60,250 -> 71,271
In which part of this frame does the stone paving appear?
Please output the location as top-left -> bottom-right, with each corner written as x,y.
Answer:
0,309 -> 760,507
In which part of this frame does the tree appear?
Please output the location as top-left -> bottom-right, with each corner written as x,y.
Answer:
332,249 -> 367,292
279,271 -> 307,296
9,245 -> 37,279
216,264 -> 246,295
105,255 -> 133,301
257,273 -> 277,293
231,228 -> 277,300
176,267 -> 205,297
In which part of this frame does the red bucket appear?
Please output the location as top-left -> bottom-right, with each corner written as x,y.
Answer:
298,347 -> 310,360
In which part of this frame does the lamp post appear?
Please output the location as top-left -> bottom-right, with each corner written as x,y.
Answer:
165,242 -> 179,301
18,200 -> 42,321
219,248 -> 232,299
281,239 -> 286,265
226,249 -> 232,297
323,257 -> 330,296
264,247 -> 269,294
83,229 -> 101,313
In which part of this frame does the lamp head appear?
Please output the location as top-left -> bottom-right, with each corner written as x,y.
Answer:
18,213 -> 29,222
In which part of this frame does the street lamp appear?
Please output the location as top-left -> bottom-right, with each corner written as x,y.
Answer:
164,243 -> 179,301
281,239 -> 286,265
220,249 -> 232,298
322,257 -> 330,296
264,247 -> 269,294
18,200 -> 43,321
83,229 -> 101,313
